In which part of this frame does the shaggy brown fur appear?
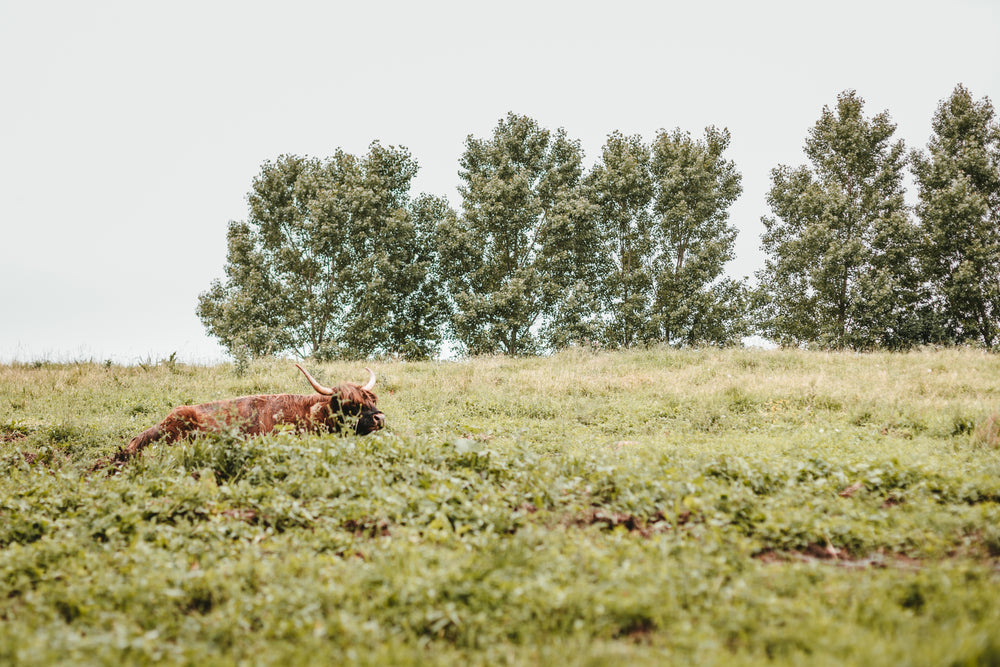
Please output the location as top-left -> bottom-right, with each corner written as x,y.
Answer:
103,366 -> 384,467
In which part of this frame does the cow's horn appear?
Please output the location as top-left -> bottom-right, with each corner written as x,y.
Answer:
295,364 -> 335,396
362,367 -> 376,391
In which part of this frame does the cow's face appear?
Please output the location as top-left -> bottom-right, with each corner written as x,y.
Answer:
296,364 -> 385,436
354,404 -> 386,435
317,396 -> 385,435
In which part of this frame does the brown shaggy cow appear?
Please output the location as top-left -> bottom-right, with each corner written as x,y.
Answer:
105,364 -> 385,466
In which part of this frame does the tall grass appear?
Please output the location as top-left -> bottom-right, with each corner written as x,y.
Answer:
1,348 -> 999,665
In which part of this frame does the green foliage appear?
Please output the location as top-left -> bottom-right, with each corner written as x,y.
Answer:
650,126 -> 747,346
197,143 -> 450,361
1,351 -> 999,663
912,84 -> 1000,348
757,90 -> 926,349
588,131 -> 656,347
441,113 -> 602,355
197,93 -> 1000,357
588,127 -> 747,349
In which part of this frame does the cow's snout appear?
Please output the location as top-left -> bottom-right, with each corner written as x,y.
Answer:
355,409 -> 386,435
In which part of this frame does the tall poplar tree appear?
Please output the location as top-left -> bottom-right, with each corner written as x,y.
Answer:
912,85 -> 1000,348
756,90 -> 922,349
587,131 -> 655,348
535,134 -> 608,350
440,113 -> 598,355
650,126 -> 745,345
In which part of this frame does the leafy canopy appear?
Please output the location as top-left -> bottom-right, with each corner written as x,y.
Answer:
587,131 -> 656,348
198,143 -> 450,360
912,84 -> 1000,348
756,90 -> 922,349
589,127 -> 747,348
440,113 -> 602,355
650,126 -> 745,346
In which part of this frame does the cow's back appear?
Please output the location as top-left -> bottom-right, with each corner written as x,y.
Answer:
188,393 -> 320,434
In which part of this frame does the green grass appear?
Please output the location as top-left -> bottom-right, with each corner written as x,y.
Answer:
2,348 -> 999,665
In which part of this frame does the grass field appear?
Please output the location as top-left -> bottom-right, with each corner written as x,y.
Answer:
2,348 -> 999,665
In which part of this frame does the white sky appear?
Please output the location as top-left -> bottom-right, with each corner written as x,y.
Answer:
1,0 -> 997,364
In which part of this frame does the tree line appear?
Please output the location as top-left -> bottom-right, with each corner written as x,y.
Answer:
197,84 -> 1000,359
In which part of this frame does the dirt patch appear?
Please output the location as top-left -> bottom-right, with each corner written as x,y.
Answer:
569,509 -> 689,538
754,544 -> 924,569
754,549 -> 786,565
15,449 -> 70,469
320,507 -> 687,540
616,617 -> 657,643
342,517 -> 391,538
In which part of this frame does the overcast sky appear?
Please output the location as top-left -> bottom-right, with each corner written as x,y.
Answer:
2,0 -> 997,363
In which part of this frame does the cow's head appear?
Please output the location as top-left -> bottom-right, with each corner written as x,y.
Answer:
295,364 -> 386,435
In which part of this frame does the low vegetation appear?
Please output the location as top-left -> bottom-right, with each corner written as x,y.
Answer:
1,348 -> 999,664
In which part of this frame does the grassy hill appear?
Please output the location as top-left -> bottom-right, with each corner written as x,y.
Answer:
1,348 -> 999,664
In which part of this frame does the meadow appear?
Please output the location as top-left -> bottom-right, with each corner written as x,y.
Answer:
1,348 -> 999,665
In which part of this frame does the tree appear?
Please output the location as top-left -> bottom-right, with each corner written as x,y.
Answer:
587,131 -> 655,348
197,143 -> 450,360
650,126 -> 746,346
912,84 -> 1000,348
756,90 -> 922,349
587,128 -> 747,348
440,113 -> 600,355
534,134 -> 609,350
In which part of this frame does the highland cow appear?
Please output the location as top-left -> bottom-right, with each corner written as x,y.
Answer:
106,364 -> 384,466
